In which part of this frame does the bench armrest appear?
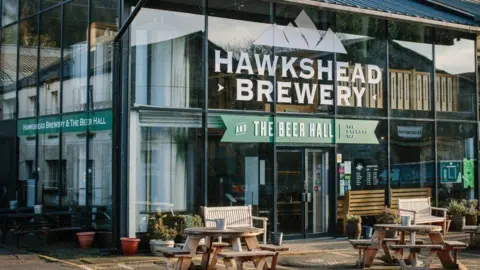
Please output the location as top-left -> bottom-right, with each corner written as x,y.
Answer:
398,208 -> 417,214
252,216 -> 268,221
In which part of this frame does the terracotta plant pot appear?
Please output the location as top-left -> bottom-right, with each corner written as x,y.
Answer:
77,232 -> 95,248
121,237 -> 140,256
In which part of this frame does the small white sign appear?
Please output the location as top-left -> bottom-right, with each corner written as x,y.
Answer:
337,153 -> 342,163
344,161 -> 352,174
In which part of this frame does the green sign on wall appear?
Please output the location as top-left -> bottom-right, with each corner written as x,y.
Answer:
17,110 -> 112,136
440,161 -> 462,184
220,115 -> 379,144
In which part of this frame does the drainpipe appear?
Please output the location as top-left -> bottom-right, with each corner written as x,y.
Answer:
112,0 -> 149,250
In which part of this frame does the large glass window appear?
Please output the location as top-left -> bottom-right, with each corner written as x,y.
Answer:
207,115 -> 273,219
0,24 -> 17,120
389,22 -> 433,119
130,1 -> 204,108
336,13 -> 386,116
38,132 -> 60,207
0,121 -> 17,208
390,121 -> 434,189
136,126 -> 201,233
18,15 -> 38,118
41,0 -> 62,10
435,29 -> 476,120
18,128 -> 37,207
437,122 -> 476,203
2,0 -> 18,26
20,0 -> 38,19
208,0 -> 272,111
274,6 -> 335,115
337,120 -> 387,192
62,0 -> 88,112
90,0 -> 118,110
39,7 -> 61,115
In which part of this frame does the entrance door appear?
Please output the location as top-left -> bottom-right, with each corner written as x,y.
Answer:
277,149 -> 330,237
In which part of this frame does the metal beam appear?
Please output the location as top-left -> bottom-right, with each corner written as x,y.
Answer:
114,0 -> 149,43
266,0 -> 480,32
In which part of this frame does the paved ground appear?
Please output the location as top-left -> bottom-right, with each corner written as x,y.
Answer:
1,233 -> 480,269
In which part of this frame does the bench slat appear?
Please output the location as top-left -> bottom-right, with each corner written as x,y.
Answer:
390,244 -> 443,249
218,251 -> 275,258
156,247 -> 191,255
258,244 -> 289,252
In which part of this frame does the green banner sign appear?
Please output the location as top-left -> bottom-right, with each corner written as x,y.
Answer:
220,115 -> 378,144
18,110 -> 112,136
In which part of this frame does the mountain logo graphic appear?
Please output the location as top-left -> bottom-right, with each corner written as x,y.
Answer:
253,10 -> 347,54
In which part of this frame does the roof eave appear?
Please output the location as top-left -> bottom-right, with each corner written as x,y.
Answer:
266,0 -> 480,33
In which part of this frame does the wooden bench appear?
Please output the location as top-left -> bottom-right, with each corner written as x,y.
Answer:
257,244 -> 289,270
398,197 -> 447,234
156,247 -> 195,270
341,189 -> 386,231
217,250 -> 276,270
463,225 -> 479,247
201,205 -> 268,244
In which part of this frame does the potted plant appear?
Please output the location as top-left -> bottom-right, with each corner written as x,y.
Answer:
150,225 -> 178,255
447,200 -> 466,231
466,200 -> 478,226
77,232 -> 95,248
121,237 -> 140,256
177,214 -> 204,243
376,207 -> 400,238
346,214 -> 362,239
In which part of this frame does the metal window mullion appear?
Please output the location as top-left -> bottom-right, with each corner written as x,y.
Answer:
58,1 -> 65,208
432,28 -> 438,207
385,19 -> 391,207
202,0 -> 208,207
85,0 -> 92,220
475,36 -> 479,201
271,1 -> 278,234
331,11 -> 338,233
35,1 -> 41,204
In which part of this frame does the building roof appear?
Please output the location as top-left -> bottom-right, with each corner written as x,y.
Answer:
310,0 -> 480,26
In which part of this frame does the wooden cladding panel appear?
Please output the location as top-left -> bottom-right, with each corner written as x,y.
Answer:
337,66 -> 383,109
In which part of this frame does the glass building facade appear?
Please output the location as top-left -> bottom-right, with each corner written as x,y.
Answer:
1,0 -> 480,247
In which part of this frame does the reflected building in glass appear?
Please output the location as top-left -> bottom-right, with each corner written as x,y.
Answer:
1,0 -> 480,248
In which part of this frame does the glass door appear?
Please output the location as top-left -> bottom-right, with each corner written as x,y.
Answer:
306,149 -> 329,235
276,148 -> 330,237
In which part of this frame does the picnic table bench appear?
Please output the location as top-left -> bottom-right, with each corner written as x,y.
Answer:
390,244 -> 443,269
218,250 -> 276,270
156,247 -> 195,270
463,225 -> 479,247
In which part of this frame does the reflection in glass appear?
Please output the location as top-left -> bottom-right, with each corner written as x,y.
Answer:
136,126 -> 201,232
42,0 -> 62,9
39,7 -> 61,115
207,124 -> 272,221
90,0 -> 119,109
63,0 -> 88,112
2,0 -> 19,26
208,1 -> 272,111
390,121 -> 434,188
20,0 -> 38,19
435,30 -> 476,120
336,13 -> 386,116
89,129 -> 112,231
38,133 -> 60,207
437,122 -> 476,203
61,130 -> 87,207
389,22 -> 433,118
18,16 -> 38,118
0,24 -> 17,119
18,132 -> 37,207
131,5 -> 204,108
277,151 -> 302,234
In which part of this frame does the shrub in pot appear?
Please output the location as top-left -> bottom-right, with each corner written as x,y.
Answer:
177,214 -> 204,244
465,200 -> 478,226
150,225 -> 178,256
447,200 -> 466,231
346,215 -> 362,239
376,207 -> 400,238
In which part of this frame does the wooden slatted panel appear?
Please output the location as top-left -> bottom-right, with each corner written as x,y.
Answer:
447,77 -> 453,112
422,74 -> 429,111
391,72 -> 397,109
403,73 -> 410,110
397,73 -> 404,110
345,190 -> 386,217
441,77 -> 447,111
391,188 -> 432,210
435,76 -> 441,111
416,74 -> 423,110
377,77 -> 383,109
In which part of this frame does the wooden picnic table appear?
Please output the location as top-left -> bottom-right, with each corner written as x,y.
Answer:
183,227 -> 264,269
375,224 -> 467,270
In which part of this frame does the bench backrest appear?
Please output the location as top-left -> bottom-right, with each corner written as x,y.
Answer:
201,205 -> 253,228
398,197 -> 431,217
344,189 -> 386,217
391,187 -> 431,210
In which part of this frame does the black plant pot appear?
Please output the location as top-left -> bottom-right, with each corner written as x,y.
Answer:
271,232 -> 283,246
95,231 -> 112,248
346,223 -> 361,239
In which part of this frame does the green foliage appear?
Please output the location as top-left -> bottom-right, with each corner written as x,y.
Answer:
182,214 -> 204,229
152,224 -> 177,241
447,200 -> 467,216
376,207 -> 400,224
465,200 -> 478,216
346,214 -> 361,224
